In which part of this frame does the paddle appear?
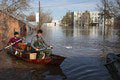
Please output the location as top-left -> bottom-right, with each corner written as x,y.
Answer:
0,39 -> 22,52
37,46 -> 53,51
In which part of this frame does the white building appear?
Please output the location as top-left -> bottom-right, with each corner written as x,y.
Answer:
73,11 -> 114,27
36,13 -> 39,22
73,11 -> 84,26
45,20 -> 60,27
73,11 -> 100,27
36,13 -> 59,27
89,11 -> 99,24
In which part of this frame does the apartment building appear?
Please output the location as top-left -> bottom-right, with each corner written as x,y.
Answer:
73,11 -> 114,28
73,11 -> 99,27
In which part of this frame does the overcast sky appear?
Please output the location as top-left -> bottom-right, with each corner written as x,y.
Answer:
30,0 -> 100,20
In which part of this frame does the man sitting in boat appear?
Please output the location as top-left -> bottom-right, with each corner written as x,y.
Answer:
31,29 -> 52,60
8,32 -> 22,48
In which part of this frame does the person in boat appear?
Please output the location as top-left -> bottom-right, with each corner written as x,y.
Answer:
31,29 -> 52,60
8,32 -> 22,49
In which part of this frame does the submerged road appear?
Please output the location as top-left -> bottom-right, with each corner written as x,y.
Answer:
0,26 -> 119,80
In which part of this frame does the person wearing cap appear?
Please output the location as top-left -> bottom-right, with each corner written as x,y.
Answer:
8,32 -> 22,48
31,29 -> 52,60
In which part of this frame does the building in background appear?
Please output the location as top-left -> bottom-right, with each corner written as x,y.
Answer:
36,13 -> 39,23
61,11 -> 114,29
90,11 -> 99,26
45,20 -> 60,27
74,11 -> 91,29
36,12 -> 58,27
98,12 -> 114,27
73,11 -> 99,27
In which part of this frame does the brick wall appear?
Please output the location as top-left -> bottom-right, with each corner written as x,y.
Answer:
0,11 -> 27,40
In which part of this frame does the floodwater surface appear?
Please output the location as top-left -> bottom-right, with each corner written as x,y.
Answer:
0,26 -> 119,80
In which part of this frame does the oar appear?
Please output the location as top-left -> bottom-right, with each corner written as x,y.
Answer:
0,39 -> 22,52
37,46 -> 53,51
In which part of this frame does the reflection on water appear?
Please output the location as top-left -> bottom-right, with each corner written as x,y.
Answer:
0,25 -> 119,80
0,66 -> 66,80
32,66 -> 66,80
0,52 -> 66,80
41,26 -> 118,80
62,26 -> 117,40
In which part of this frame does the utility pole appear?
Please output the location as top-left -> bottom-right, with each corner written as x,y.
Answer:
39,0 -> 41,29
103,1 -> 106,40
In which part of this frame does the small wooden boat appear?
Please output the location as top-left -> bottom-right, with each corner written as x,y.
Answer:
7,49 -> 65,65
105,53 -> 120,80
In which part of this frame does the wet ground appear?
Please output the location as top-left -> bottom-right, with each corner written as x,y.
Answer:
0,26 -> 120,80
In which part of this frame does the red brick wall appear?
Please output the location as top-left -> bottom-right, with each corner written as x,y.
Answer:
0,12 -> 27,40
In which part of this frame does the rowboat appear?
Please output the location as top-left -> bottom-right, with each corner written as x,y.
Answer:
105,53 -> 120,80
7,49 -> 65,65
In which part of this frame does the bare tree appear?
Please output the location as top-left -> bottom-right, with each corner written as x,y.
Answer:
26,12 -> 35,22
61,11 -> 73,27
38,9 -> 53,29
98,0 -> 120,28
0,0 -> 31,43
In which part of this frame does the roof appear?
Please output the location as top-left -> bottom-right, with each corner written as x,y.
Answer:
28,22 -> 38,28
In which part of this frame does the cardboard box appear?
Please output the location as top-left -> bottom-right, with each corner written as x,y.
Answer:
22,53 -> 37,60
29,53 -> 37,60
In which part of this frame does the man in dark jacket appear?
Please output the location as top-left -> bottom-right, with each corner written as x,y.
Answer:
8,32 -> 22,48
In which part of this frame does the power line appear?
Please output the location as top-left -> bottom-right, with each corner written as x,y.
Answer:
42,3 -> 83,8
30,2 -> 87,8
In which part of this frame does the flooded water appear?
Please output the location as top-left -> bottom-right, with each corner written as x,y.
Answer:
0,26 -> 120,80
